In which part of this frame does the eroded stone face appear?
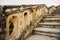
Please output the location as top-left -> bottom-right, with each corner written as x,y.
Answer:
48,6 -> 56,14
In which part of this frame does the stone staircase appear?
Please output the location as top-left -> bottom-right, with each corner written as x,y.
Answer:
27,13 -> 60,40
34,15 -> 60,36
36,15 -> 60,28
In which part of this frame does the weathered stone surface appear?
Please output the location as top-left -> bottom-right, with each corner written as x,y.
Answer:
48,6 -> 56,15
27,34 -> 60,40
0,5 -> 60,40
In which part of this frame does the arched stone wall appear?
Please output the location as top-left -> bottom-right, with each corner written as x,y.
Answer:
6,13 -> 21,40
23,10 -> 31,26
30,5 -> 48,24
5,5 -> 49,40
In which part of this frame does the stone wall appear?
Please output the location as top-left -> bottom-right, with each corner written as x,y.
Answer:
5,5 -> 49,40
0,5 -> 60,40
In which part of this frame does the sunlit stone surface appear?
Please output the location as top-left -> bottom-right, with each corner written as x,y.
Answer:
27,35 -> 60,40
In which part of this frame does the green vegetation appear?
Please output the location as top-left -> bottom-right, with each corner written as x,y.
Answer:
9,18 -> 14,35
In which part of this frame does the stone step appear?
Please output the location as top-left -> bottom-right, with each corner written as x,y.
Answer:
34,31 -> 60,37
43,18 -> 60,21
44,15 -> 60,18
36,25 -> 60,28
27,34 -> 60,40
34,27 -> 60,33
38,22 -> 60,25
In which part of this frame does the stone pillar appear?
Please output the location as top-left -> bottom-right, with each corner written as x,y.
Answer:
23,10 -> 31,26
30,8 -> 36,24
